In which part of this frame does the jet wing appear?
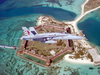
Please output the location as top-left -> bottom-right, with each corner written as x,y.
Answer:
52,35 -> 84,40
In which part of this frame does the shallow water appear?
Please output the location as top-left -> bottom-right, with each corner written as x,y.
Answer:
0,6 -> 77,21
77,8 -> 100,52
0,0 -> 100,75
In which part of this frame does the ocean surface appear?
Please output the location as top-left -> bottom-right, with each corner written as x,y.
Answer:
0,6 -> 77,21
77,8 -> 100,53
0,0 -> 100,75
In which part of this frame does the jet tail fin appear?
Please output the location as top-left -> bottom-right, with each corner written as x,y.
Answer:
22,27 -> 30,36
29,27 -> 37,35
22,27 -> 37,36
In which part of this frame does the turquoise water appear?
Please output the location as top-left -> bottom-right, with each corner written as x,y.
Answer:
0,6 -> 77,21
56,60 -> 99,75
77,8 -> 100,52
0,0 -> 100,75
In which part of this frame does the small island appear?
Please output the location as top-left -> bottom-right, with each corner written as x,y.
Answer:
16,16 -> 74,67
84,0 -> 100,12
16,15 -> 100,67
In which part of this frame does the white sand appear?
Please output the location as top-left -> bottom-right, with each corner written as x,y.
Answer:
64,54 -> 93,64
64,0 -> 100,64
37,0 -> 100,64
65,0 -> 100,32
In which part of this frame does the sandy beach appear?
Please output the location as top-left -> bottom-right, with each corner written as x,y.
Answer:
64,54 -> 93,64
64,0 -> 100,64
65,0 -> 100,32
37,0 -> 100,65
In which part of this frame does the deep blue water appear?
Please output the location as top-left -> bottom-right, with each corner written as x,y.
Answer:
0,0 -> 6,4
78,18 -> 100,46
0,6 -> 77,21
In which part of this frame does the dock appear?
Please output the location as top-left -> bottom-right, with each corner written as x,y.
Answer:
0,45 -> 18,50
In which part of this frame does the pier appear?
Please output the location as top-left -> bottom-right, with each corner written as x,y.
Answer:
0,45 -> 18,50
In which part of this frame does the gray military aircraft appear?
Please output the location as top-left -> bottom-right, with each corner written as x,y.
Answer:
20,27 -> 84,43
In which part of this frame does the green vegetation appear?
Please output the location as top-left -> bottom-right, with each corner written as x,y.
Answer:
51,21 -> 56,24
55,49 -> 60,53
73,53 -> 80,59
35,50 -> 39,54
23,54 -> 46,65
26,47 -> 29,50
72,46 -> 93,62
73,49 -> 85,59
57,40 -> 63,46
41,51 -> 51,56
59,24 -> 63,25
25,26 -> 72,57
52,52 -> 72,63
63,43 -> 66,47
78,50 -> 84,55
82,47 -> 86,51
35,49 -> 51,56
87,53 -> 93,62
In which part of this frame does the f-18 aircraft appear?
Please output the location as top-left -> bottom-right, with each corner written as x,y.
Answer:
20,27 -> 84,43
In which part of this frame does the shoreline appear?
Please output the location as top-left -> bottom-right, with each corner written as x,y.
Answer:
37,0 -> 100,65
64,54 -> 93,64
65,0 -> 100,32
64,0 -> 100,64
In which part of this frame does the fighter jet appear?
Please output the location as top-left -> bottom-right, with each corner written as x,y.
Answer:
20,27 -> 84,43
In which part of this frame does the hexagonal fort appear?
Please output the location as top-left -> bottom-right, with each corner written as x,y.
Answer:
16,25 -> 74,67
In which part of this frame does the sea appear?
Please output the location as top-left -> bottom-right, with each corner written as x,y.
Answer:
0,0 -> 100,75
77,8 -> 100,53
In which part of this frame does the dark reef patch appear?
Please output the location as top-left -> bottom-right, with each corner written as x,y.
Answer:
98,67 -> 100,69
89,67 -> 94,70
